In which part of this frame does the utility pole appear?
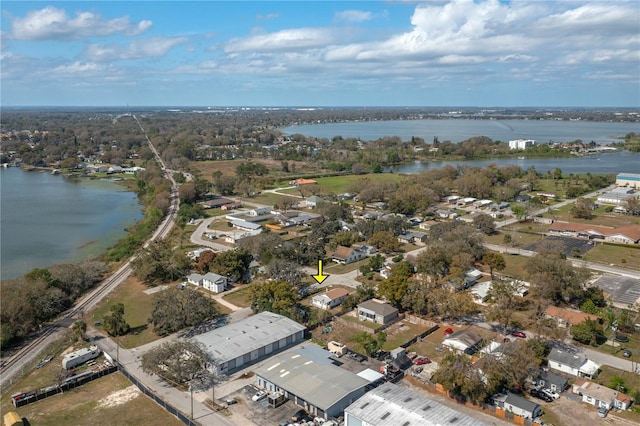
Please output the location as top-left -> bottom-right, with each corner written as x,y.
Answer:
190,384 -> 194,420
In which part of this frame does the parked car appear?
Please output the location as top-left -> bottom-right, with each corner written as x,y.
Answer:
225,398 -> 238,406
530,389 -> 553,402
251,390 -> 267,402
413,356 -> 431,365
598,406 -> 609,418
541,388 -> 560,400
615,334 -> 629,343
511,330 -> 527,338
291,409 -> 307,422
443,327 -> 454,336
622,349 -> 632,358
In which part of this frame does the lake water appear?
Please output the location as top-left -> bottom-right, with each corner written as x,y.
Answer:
392,150 -> 640,175
284,119 -> 640,144
1,168 -> 143,280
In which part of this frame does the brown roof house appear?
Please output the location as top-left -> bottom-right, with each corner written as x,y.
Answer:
357,299 -> 399,326
545,306 -> 601,329
572,379 -> 633,410
311,288 -> 350,310
332,246 -> 367,265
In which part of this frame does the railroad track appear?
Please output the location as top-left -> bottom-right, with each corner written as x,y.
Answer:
1,115 -> 180,389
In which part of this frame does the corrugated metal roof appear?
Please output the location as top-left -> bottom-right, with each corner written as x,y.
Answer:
345,382 -> 488,426
193,312 -> 305,364
254,345 -> 369,411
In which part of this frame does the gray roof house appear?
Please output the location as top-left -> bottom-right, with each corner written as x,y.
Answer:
255,345 -> 369,421
357,299 -> 398,326
535,369 -> 569,393
345,382 -> 488,426
186,272 -> 227,293
548,347 -> 600,379
193,311 -> 305,375
442,328 -> 483,355
494,393 -> 542,420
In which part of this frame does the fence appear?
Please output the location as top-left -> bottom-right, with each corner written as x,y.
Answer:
118,364 -> 198,426
12,365 -> 117,408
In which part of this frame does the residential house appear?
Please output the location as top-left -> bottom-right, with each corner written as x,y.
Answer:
548,347 -> 600,379
532,369 -> 568,394
436,210 -> 458,219
457,197 -> 476,206
221,202 -> 242,211
418,220 -> 439,231
545,306 -> 601,329
464,268 -> 484,287
311,288 -> 350,310
201,198 -> 234,209
248,206 -> 273,216
186,272 -> 227,293
572,379 -> 633,410
186,247 -> 214,261
494,393 -> 542,420
548,221 -> 640,244
442,328 -> 483,355
304,195 -> 325,208
288,178 -> 317,186
357,299 -> 399,326
332,246 -> 367,265
397,231 -> 427,245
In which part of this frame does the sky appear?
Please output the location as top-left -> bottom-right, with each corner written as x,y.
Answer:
1,1 -> 639,107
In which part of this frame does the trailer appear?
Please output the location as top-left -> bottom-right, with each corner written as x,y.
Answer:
62,345 -> 101,370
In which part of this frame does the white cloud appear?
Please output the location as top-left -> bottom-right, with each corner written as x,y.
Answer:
256,13 -> 280,20
84,37 -> 188,61
334,10 -> 374,23
52,61 -> 103,74
9,6 -> 151,40
224,28 -> 336,52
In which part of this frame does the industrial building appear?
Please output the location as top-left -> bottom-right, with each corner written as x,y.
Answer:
254,345 -> 369,420
344,382 -> 488,426
193,311 -> 305,374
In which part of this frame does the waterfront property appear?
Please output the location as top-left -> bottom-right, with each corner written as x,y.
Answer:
508,139 -> 537,150
616,173 -> 640,188
254,345 -> 369,420
192,311 -> 305,375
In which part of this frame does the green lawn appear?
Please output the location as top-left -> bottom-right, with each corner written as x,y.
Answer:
582,244 -> 640,270
221,285 -> 254,308
1,372 -> 183,426
90,277 -> 159,349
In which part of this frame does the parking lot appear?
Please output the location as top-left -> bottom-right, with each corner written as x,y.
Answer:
524,235 -> 595,257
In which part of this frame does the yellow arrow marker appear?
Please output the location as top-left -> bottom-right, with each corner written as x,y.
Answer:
312,260 -> 329,284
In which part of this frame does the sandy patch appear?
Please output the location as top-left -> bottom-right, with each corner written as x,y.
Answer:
97,385 -> 141,408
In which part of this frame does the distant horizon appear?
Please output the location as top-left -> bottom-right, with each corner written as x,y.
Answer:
2,105 -> 639,110
2,1 -> 638,107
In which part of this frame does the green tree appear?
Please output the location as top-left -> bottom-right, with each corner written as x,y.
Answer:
72,320 -> 87,342
353,332 -> 386,356
473,213 -> 496,235
103,303 -> 130,337
369,230 -> 401,253
141,340 -> 212,385
511,205 -> 527,222
571,197 -> 595,219
149,287 -> 219,336
249,280 -> 303,322
210,248 -> 253,282
483,252 -> 506,279
571,319 -> 603,346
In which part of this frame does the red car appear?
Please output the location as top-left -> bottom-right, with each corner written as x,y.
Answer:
413,357 -> 431,365
511,331 -> 527,338
443,327 -> 454,336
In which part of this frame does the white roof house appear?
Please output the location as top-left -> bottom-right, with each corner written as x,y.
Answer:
344,382 -> 488,426
442,328 -> 483,355
548,347 -> 600,379
193,312 -> 305,374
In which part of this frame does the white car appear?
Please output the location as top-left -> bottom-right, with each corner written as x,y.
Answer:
251,390 -> 267,402
541,388 -> 560,400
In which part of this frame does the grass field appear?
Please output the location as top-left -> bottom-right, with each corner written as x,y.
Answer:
1,372 -> 183,426
221,285 -> 254,309
189,158 -> 317,179
582,244 -> 640,270
90,277 -> 159,349
314,173 -> 403,194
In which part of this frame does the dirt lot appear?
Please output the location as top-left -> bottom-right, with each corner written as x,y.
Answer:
545,394 -> 640,426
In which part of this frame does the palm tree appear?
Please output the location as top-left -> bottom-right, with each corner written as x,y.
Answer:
72,320 -> 87,342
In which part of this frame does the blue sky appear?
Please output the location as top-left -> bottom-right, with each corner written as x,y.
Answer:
1,1 -> 639,107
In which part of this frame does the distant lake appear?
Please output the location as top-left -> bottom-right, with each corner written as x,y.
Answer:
391,150 -> 640,175
284,119 -> 640,144
1,168 -> 143,280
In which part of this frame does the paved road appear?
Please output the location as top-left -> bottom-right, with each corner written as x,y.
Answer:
89,331 -> 235,426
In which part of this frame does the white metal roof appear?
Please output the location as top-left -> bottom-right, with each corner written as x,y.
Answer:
345,382 -> 488,426
254,345 -> 369,411
193,312 -> 305,364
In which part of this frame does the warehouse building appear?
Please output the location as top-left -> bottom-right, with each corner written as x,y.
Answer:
254,345 -> 369,420
344,382 -> 488,426
193,311 -> 305,375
